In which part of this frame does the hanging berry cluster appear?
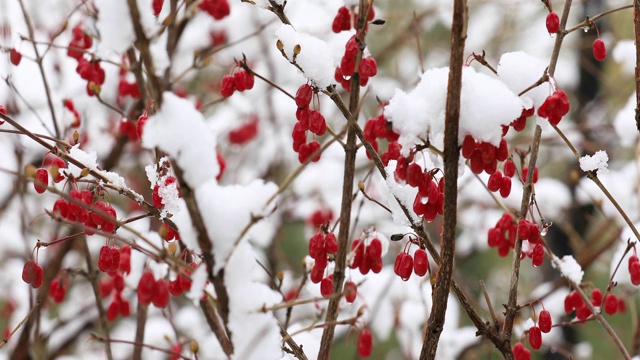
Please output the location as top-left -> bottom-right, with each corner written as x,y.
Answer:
512,342 -> 531,360
392,151 -> 444,222
308,208 -> 334,229
198,0 -> 230,20
168,262 -> 198,297
67,23 -> 105,97
628,254 -> 640,285
32,156 -> 67,194
517,219 -> 544,266
487,213 -> 516,257
309,231 -> 338,284
52,188 -> 118,235
138,270 -> 170,309
335,36 -> 378,91
292,83 -> 324,163
331,5 -> 375,33
537,89 -> 570,126
522,302 -> 553,353
349,236 -> 383,275
220,65 -> 255,97
363,113 -> 399,158
22,259 -> 43,289
98,245 -> 132,321
392,236 -> 429,281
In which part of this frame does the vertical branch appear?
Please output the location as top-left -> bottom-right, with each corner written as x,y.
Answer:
316,1 -> 369,359
419,0 -> 467,358
132,303 -> 148,360
635,0 -> 640,132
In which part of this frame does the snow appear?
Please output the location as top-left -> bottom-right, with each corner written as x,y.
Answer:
95,0 -> 136,56
614,93 -> 637,147
551,255 -> 584,285
386,66 -> 522,152
579,150 -> 609,174
142,92 -> 220,189
275,25 -> 335,88
186,264 -> 208,304
497,51 -> 549,109
612,40 -> 635,75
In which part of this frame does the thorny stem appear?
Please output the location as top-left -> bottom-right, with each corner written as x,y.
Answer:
419,0 -> 466,357
317,1 -> 369,359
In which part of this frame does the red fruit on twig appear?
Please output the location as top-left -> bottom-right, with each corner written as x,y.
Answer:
592,39 -> 606,61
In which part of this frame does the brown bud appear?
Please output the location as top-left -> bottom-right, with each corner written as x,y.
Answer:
190,340 -> 199,353
25,164 -> 37,178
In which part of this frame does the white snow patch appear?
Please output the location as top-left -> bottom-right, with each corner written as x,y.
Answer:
497,51 -> 549,109
579,150 -> 609,174
275,25 -> 335,88
551,255 -> 584,284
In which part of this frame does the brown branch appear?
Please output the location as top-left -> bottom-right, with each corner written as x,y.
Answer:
132,302 -> 148,360
635,0 -> 640,133
419,0 -> 466,357
200,299 -> 234,356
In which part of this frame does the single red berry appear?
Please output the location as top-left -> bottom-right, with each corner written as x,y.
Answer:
461,135 -> 476,159
308,110 -> 327,136
617,297 -> 627,313
499,176 -> 512,198
168,279 -> 183,296
487,171 -> 503,192
366,239 -> 382,259
496,139 -> 509,161
357,327 -> 373,357
503,159 -> 516,178
630,260 -> 640,286
531,243 -> 544,267
320,275 -> 333,297
98,245 -> 114,272
513,342 -> 531,360
107,299 -> 119,321
310,262 -> 324,284
592,39 -> 606,61
9,48 -> 22,66
360,57 -> 377,78
153,279 -> 170,308
324,232 -> 338,254
394,252 -> 413,281
233,70 -> 247,92
604,294 -> 618,315
344,281 -> 357,303
220,75 -> 236,97
137,271 -> 157,306
34,168 -> 49,194
413,248 -> 429,276
295,84 -> 313,108
517,219 -> 531,240
546,12 -> 560,34
22,260 -> 38,285
120,299 -> 131,317
50,277 -> 66,303
564,292 -> 575,313
152,0 -> 163,16
591,288 -> 603,307
308,233 -> 325,259
528,325 -> 542,350
539,309 -> 552,333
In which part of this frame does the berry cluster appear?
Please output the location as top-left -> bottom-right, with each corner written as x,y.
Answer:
331,5 -> 375,33
168,262 -> 197,297
117,69 -> 141,101
537,89 -> 570,126
198,0 -> 230,20
228,114 -> 259,145
363,114 -> 400,158
98,245 -> 132,321
335,36 -> 378,91
138,270 -> 170,308
9,48 -> 21,66
292,84 -> 324,163
487,213 -> 516,257
563,288 -> 626,320
350,237 -> 383,275
118,118 -> 139,142
517,219 -> 544,267
309,231 -> 338,283
22,259 -> 43,289
220,67 -> 255,97
308,208 -> 333,229
76,59 -> 106,96
394,246 -> 429,281
462,135 -> 509,176
52,189 -> 118,234
67,23 -> 93,61
395,159 -> 444,222
509,107 -> 535,132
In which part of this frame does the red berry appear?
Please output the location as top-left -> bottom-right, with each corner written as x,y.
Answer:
360,57 -> 377,78
344,281 -> 357,303
564,292 -> 576,313
308,110 -> 327,136
531,243 -> 544,267
357,327 -> 373,357
413,248 -> 429,276
503,159 -> 516,177
617,297 -> 627,313
592,39 -> 606,61
487,171 -> 503,192
539,309 -> 552,333
546,12 -> 559,34
152,0 -> 163,16
295,84 -> 313,108
591,288 -> 603,307
34,168 -> 49,194
513,342 -> 531,360
461,135 -> 476,159
366,239 -> 382,259
9,48 -> 21,66
98,246 -> 114,272
233,70 -> 247,92
120,299 -> 131,317
310,262 -> 324,284
50,277 -> 66,303
320,275 -> 333,297
137,271 -> 157,306
308,233 -> 325,259
107,299 -> 119,321
499,176 -> 512,198
22,260 -> 38,285
153,279 -> 170,308
324,232 -> 338,254
528,325 -> 542,350
496,139 -> 509,161
604,294 -> 618,315
220,75 -> 235,97
168,279 -> 183,296
394,252 -> 413,281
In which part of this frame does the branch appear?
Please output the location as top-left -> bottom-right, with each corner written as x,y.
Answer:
635,0 -> 640,133
419,0 -> 467,357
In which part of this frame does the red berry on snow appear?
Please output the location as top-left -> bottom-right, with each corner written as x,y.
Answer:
152,0 -> 163,16
592,39 -> 606,61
